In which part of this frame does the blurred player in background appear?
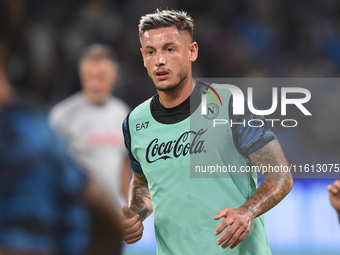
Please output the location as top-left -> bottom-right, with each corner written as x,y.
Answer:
0,1 -> 88,254
121,9 -> 293,254
50,44 -> 131,208
0,1 -> 122,254
328,180 -> 340,224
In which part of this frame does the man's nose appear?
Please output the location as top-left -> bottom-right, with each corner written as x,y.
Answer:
155,52 -> 166,66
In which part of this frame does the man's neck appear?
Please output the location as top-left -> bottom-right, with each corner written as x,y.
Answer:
81,91 -> 108,106
158,78 -> 195,108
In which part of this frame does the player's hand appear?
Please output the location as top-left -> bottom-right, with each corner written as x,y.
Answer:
214,208 -> 254,249
328,180 -> 340,213
121,205 -> 144,244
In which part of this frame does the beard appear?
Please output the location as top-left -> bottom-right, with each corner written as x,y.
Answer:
153,67 -> 189,92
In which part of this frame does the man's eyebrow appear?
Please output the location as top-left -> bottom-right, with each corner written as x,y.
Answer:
143,42 -> 177,49
143,45 -> 155,49
163,42 -> 177,48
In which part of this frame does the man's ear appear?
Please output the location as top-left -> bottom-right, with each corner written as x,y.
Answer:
189,41 -> 198,62
140,48 -> 147,67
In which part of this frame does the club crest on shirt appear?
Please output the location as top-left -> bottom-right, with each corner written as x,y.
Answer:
203,103 -> 219,120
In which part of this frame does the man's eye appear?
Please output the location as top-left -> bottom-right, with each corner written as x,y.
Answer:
167,48 -> 174,52
147,50 -> 154,55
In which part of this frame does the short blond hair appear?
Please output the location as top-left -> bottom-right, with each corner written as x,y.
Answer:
139,9 -> 194,40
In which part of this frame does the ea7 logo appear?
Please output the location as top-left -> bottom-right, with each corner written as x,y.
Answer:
136,121 -> 149,131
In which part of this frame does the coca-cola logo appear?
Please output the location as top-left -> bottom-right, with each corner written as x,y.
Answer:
146,128 -> 207,163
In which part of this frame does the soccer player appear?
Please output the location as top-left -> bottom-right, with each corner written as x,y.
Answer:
121,9 -> 293,254
328,180 -> 340,224
50,44 -> 131,209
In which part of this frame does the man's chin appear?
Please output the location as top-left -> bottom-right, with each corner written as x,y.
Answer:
155,82 -> 179,92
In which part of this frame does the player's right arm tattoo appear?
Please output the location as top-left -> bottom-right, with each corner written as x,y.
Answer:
129,173 -> 153,221
242,139 -> 293,219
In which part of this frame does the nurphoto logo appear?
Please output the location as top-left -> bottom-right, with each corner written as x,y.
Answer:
201,84 -> 312,128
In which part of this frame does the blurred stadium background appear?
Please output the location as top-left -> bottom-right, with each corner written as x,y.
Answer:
8,0 -> 340,254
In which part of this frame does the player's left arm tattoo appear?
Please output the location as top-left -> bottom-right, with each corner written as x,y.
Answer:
241,139 -> 293,218
129,173 -> 153,222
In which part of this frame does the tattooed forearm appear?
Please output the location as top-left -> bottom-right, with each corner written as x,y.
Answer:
128,173 -> 153,221
241,139 -> 293,218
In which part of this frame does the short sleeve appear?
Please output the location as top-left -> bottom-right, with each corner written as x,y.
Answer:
229,97 -> 277,157
122,114 -> 144,175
